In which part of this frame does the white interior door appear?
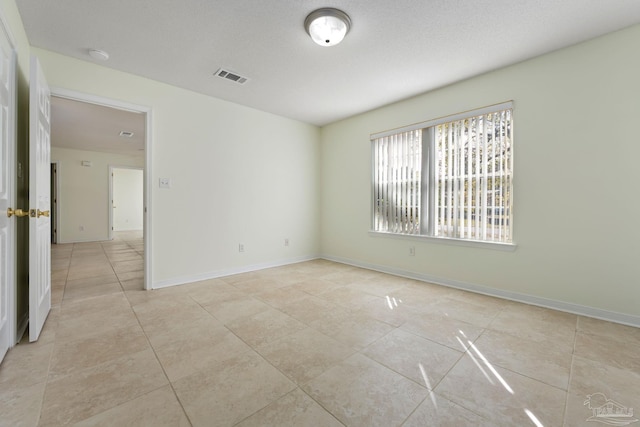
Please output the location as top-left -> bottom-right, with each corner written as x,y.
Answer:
0,20 -> 16,362
28,56 -> 51,342
112,167 -> 143,232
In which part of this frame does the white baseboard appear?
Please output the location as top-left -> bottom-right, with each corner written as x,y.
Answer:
55,237 -> 112,244
147,252 -> 639,328
322,254 -> 640,328
152,255 -> 320,290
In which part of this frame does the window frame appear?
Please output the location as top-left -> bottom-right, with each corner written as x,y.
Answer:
370,101 -> 516,251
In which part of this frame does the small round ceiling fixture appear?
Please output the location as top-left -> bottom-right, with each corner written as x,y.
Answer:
88,49 -> 109,61
304,8 -> 351,47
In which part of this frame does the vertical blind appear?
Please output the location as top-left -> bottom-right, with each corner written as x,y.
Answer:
372,104 -> 513,244
372,130 -> 422,234
435,109 -> 513,242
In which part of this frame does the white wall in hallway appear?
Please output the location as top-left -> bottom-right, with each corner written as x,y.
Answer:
51,147 -> 143,243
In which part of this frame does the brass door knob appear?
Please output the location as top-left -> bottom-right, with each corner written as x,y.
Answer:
7,208 -> 29,218
37,209 -> 50,218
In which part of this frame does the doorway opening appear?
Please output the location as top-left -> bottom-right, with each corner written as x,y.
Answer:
49,89 -> 152,291
109,166 -> 144,240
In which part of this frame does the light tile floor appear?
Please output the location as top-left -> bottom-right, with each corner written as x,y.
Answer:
1,231 -> 639,426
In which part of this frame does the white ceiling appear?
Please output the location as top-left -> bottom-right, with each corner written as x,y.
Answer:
51,96 -> 145,157
18,1 -> 640,126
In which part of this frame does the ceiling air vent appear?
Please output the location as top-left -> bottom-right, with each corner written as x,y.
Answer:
119,131 -> 134,138
215,68 -> 248,85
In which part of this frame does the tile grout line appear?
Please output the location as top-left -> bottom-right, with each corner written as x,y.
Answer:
124,290 -> 195,427
188,282 -> 353,426
35,243 -> 73,426
37,241 -> 92,424
100,239 -> 124,293
110,233 -> 193,426
561,315 -> 580,426
51,234 -> 171,425
27,253 -> 620,426
238,277 -> 421,425
56,242 -> 74,305
188,292 -> 296,426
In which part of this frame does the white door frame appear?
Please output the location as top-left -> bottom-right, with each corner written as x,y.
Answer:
108,165 -> 144,239
50,88 -> 153,291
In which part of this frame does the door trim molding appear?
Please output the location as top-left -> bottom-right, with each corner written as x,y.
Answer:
50,88 -> 153,290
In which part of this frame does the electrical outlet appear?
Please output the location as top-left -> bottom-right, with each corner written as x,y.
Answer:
238,244 -> 245,253
284,238 -> 289,247
159,178 -> 171,189
409,246 -> 415,256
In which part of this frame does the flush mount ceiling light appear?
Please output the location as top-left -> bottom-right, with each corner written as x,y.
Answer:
88,48 -> 109,61
304,8 -> 351,47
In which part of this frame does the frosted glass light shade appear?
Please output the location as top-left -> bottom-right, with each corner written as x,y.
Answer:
88,49 -> 109,61
304,8 -> 351,47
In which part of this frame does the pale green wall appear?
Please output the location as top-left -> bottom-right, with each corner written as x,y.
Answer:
34,48 -> 321,286
320,24 -> 640,319
51,147 -> 144,242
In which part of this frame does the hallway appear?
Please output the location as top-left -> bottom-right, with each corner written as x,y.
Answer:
51,231 -> 145,305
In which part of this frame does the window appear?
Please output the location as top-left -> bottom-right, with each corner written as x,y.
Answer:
371,102 -> 513,245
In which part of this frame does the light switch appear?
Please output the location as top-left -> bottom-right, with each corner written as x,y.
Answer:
159,178 -> 171,189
